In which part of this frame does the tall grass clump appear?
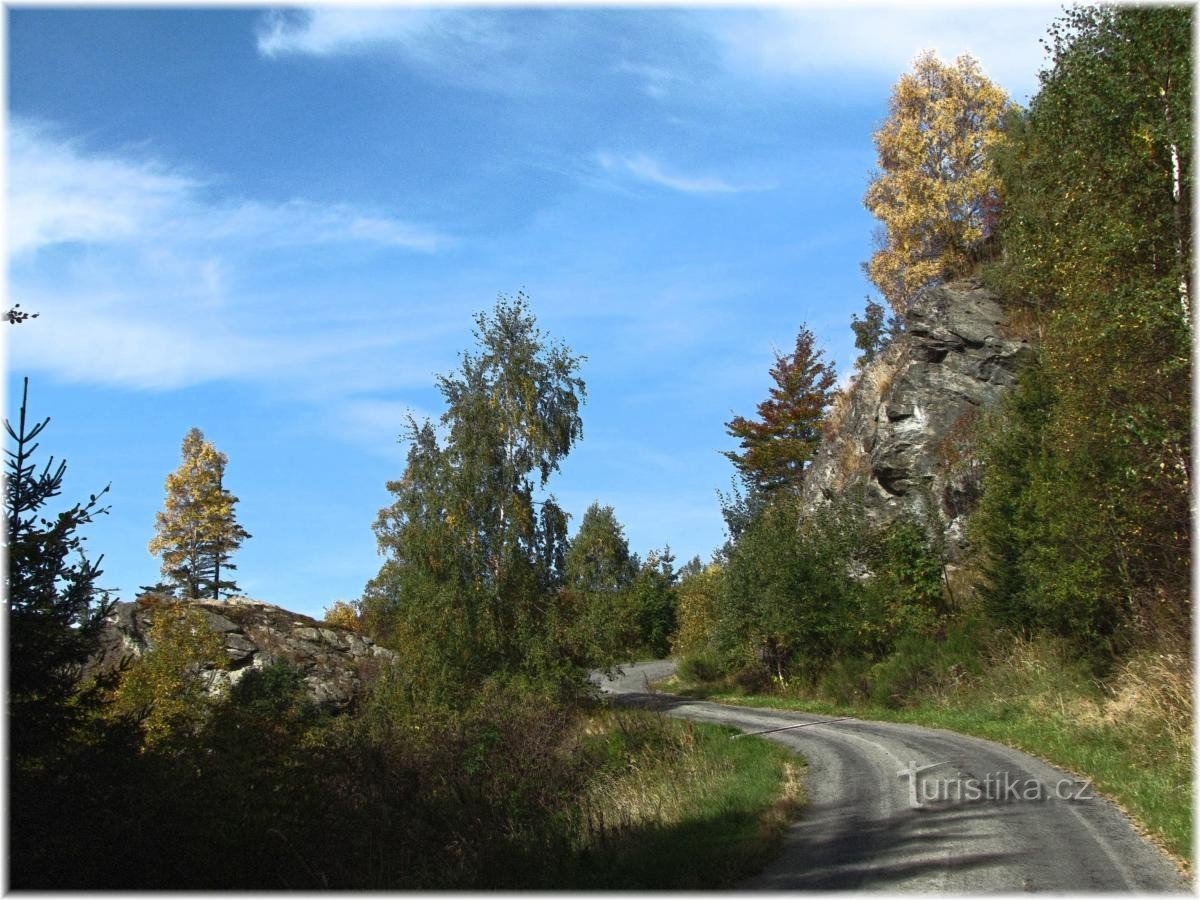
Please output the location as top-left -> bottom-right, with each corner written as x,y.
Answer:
562,709 -> 805,889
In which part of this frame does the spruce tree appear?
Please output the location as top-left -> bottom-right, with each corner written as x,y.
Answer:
6,377 -> 113,768
723,325 -> 837,494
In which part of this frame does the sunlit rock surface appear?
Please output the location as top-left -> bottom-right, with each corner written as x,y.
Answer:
91,596 -> 394,710
801,279 -> 1034,558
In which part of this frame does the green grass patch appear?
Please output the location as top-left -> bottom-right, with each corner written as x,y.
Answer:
665,642 -> 1191,870
556,709 -> 805,889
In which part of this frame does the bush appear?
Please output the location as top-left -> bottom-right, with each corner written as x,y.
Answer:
730,665 -> 771,695
714,484 -> 949,686
868,634 -> 942,708
323,599 -> 362,632
671,563 -> 723,660
861,520 -> 947,639
819,656 -> 873,705
677,652 -> 725,685
716,493 -> 862,680
864,615 -> 991,708
108,602 -> 228,749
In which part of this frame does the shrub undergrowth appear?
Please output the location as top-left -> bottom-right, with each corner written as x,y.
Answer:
12,660 -> 806,890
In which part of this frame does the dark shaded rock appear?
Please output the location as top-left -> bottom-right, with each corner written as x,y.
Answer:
88,597 -> 396,711
801,279 -> 1033,558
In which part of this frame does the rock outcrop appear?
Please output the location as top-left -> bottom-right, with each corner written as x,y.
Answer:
91,596 -> 395,711
801,279 -> 1034,558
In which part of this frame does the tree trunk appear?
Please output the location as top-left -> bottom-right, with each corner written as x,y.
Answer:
1160,79 -> 1190,329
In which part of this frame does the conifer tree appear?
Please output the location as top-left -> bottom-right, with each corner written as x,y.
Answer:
850,296 -> 889,369
557,503 -> 638,666
564,503 -> 637,596
149,428 -> 250,600
6,378 -> 113,768
723,326 -> 837,493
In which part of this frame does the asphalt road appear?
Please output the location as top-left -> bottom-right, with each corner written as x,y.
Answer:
595,660 -> 1189,892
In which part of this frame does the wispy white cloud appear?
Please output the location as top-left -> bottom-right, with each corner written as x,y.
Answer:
6,121 -> 458,397
194,199 -> 450,253
6,291 -> 282,390
700,6 -> 1058,103
257,8 -> 1056,107
256,8 -> 440,59
255,8 -> 542,95
596,151 -> 775,195
9,125 -> 197,258
10,271 -> 449,394
8,122 -> 450,259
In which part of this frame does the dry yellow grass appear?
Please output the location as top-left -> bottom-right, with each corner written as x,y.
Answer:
838,437 -> 870,478
823,385 -> 855,440
1098,652 -> 1192,762
996,301 -> 1042,343
577,711 -> 807,839
985,639 -> 1192,777
861,345 -> 905,400
758,760 -> 805,836
581,719 -> 711,833
563,711 -> 809,888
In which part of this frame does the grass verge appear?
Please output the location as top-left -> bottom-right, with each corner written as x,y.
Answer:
557,708 -> 806,889
665,642 -> 1191,872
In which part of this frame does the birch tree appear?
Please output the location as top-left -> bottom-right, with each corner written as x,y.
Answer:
364,293 -> 586,689
864,52 -> 1012,312
149,428 -> 250,600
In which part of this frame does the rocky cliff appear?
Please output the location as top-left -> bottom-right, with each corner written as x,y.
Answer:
91,596 -> 395,711
802,279 -> 1033,558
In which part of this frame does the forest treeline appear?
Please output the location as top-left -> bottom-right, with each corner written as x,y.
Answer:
673,4 -> 1191,695
6,5 -> 1191,888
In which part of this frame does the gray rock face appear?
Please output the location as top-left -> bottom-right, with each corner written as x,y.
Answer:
801,279 -> 1034,557
90,596 -> 396,711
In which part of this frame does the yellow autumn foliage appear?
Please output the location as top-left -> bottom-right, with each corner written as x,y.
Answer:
864,51 -> 1012,312
149,428 -> 250,600
323,599 -> 363,633
670,563 -> 723,659
109,603 -> 228,749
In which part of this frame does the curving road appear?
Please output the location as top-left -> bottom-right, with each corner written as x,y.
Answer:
595,660 -> 1189,892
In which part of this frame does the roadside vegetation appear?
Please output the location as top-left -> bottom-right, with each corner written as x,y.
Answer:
671,4 -> 1191,869
560,710 -> 805,890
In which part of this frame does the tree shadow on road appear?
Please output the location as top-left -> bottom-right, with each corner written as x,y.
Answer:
605,687 -> 1025,891
745,802 -> 1024,890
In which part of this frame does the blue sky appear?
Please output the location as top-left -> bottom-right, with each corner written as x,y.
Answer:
6,4 -> 1060,619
